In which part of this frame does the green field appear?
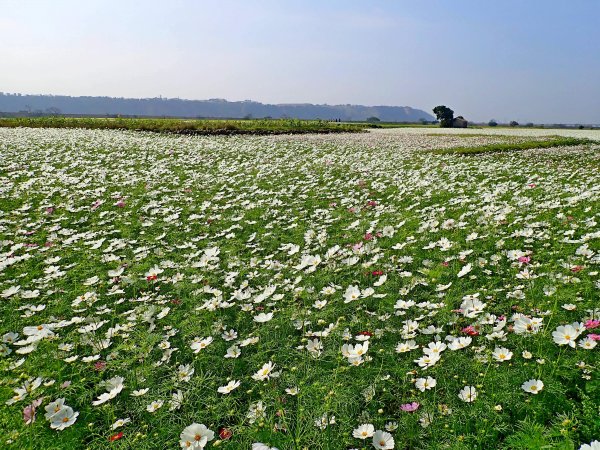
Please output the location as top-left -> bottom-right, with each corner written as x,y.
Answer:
0,116 -> 366,135
0,127 -> 599,449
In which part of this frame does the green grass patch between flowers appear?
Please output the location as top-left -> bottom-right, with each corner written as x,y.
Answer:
432,136 -> 595,155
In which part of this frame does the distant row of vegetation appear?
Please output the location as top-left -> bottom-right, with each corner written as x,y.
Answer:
432,136 -> 595,155
0,116 -> 367,135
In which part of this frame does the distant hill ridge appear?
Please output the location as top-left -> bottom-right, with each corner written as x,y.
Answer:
0,93 -> 434,122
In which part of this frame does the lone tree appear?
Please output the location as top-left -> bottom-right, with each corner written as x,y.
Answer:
433,105 -> 454,128
488,119 -> 498,127
509,120 -> 519,127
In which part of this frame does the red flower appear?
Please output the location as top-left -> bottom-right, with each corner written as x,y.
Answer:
109,432 -> 123,442
218,427 -> 233,440
94,361 -> 107,371
146,275 -> 158,281
571,265 -> 584,273
461,326 -> 479,336
441,261 -> 449,267
371,270 -> 383,276
358,331 -> 373,337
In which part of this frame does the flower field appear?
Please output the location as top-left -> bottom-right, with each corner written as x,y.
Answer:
1,127 -> 599,449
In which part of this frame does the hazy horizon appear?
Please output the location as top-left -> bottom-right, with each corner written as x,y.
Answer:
1,0 -> 599,123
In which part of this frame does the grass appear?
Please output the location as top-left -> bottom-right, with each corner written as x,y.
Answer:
0,116 -> 366,135
432,136 -> 595,155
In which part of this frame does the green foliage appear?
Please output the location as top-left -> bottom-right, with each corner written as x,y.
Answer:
433,105 -> 455,128
502,418 -> 576,450
0,117 -> 366,135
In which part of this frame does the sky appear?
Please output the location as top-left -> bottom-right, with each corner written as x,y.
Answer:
1,0 -> 599,123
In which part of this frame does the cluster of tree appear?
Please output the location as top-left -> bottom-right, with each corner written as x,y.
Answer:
433,105 -> 455,127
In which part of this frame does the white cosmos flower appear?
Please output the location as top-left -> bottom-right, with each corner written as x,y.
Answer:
579,440 -> 600,450
49,405 -> 78,430
1,285 -> 20,298
131,388 -> 149,397
521,379 -> 544,394
253,312 -> 273,323
313,299 -> 327,309
414,353 -> 440,369
492,347 -> 513,362
44,398 -> 66,419
372,430 -> 395,449
111,418 -> 131,429
224,345 -> 241,358
92,376 -> 125,405
177,364 -> 194,382
458,386 -> 478,403
552,324 -> 580,348
180,423 -> 214,449
146,400 -> 164,412
513,316 -> 543,335
415,377 -> 437,392
343,285 -> 361,303
252,444 -> 279,450
457,263 -> 472,278
190,336 -> 213,353
217,380 -> 240,394
352,423 -> 375,439
108,267 -> 124,277
306,338 -> 323,356
395,340 -> 418,353
579,337 -> 597,349
144,267 -> 164,278
447,336 -> 472,351
252,361 -> 276,381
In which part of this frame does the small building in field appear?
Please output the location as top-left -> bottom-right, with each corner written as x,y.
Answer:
452,116 -> 468,128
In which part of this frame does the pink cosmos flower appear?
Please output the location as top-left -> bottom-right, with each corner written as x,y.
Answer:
400,402 -> 420,412
518,256 -> 531,264
588,334 -> 600,341
364,233 -> 373,241
352,242 -> 363,252
23,398 -> 43,425
585,320 -> 600,330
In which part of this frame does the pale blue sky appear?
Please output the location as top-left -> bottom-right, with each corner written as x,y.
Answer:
1,0 -> 599,123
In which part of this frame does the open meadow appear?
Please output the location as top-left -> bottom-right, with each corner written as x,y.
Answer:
1,126 -> 599,449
